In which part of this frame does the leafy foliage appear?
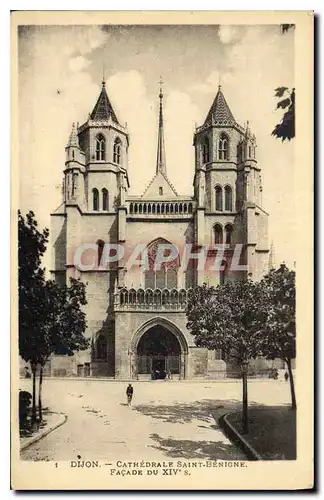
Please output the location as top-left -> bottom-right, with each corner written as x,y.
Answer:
272,24 -> 295,141
274,87 -> 288,98
186,279 -> 269,364
48,278 -> 89,359
272,88 -> 295,141
19,210 -> 89,365
261,264 -> 296,361
18,211 -> 90,420
281,24 -> 295,34
18,210 -> 49,365
261,264 -> 296,409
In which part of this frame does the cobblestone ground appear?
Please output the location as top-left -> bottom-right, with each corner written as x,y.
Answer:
20,379 -> 291,462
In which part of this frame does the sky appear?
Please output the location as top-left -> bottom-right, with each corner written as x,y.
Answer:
18,24 -> 295,269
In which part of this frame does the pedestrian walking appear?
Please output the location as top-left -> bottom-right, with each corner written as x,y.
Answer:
126,383 -> 133,406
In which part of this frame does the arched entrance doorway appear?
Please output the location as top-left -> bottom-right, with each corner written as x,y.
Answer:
132,319 -> 188,380
137,326 -> 181,379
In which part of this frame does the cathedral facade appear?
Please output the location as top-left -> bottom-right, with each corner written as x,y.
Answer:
50,79 -> 270,379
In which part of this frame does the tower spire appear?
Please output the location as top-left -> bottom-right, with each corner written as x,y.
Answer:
102,63 -> 106,87
67,122 -> 79,147
156,76 -> 166,174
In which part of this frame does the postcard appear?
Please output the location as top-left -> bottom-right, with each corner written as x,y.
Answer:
11,10 -> 314,490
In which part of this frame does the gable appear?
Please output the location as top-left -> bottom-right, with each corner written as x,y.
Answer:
142,171 -> 178,199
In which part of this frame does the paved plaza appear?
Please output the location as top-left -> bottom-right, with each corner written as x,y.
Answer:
20,379 -> 291,462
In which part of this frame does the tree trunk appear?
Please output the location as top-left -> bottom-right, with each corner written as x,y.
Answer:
31,362 -> 37,423
38,365 -> 43,422
286,357 -> 296,410
242,371 -> 248,433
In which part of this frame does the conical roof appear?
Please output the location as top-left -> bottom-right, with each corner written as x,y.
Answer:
204,86 -> 236,126
67,122 -> 79,147
90,81 -> 119,123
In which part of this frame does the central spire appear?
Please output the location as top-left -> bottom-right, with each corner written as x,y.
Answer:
156,76 -> 166,174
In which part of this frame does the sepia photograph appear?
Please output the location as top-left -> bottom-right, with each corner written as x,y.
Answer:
11,11 -> 313,490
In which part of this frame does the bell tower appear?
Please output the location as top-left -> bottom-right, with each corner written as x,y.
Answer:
77,78 -> 130,213
193,85 -> 269,282
193,85 -> 242,213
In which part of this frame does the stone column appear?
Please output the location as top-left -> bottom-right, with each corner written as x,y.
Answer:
180,353 -> 186,380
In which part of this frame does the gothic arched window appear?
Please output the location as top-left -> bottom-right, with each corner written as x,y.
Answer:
72,173 -> 78,198
113,138 -> 122,164
218,133 -> 229,160
214,224 -> 223,245
202,136 -> 210,164
225,224 -> 233,245
97,239 -> 105,267
93,188 -> 99,211
215,185 -> 223,211
224,186 -> 233,211
144,238 -> 180,290
102,188 -> 108,211
95,134 -> 106,161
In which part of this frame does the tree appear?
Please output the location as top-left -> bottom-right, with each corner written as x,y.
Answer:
272,87 -> 295,141
36,278 -> 89,421
186,280 -> 269,433
272,24 -> 295,142
19,211 -> 90,422
18,210 -> 49,422
261,264 -> 296,409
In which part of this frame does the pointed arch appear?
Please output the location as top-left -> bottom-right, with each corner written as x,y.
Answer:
224,185 -> 233,211
113,137 -> 122,164
218,133 -> 229,160
202,136 -> 210,163
72,173 -> 78,198
92,188 -> 99,211
215,185 -> 223,211
225,223 -> 233,245
102,188 -> 108,211
144,238 -> 180,290
95,134 -> 106,161
214,223 -> 223,245
96,239 -> 105,267
131,316 -> 189,355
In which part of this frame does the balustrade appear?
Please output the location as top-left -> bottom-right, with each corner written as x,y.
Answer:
128,201 -> 194,216
116,287 -> 190,310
